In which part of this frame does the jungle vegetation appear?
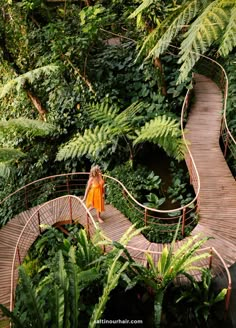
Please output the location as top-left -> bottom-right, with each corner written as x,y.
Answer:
0,0 -> 235,327
0,0 -> 235,203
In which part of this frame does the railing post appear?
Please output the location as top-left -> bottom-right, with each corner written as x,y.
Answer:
66,175 -> 70,194
69,196 -> 73,224
189,159 -> 193,185
223,132 -> 229,158
86,213 -> 90,238
144,208 -> 147,226
224,283 -> 232,319
37,211 -> 41,234
24,187 -> 28,210
209,248 -> 213,269
181,208 -> 186,236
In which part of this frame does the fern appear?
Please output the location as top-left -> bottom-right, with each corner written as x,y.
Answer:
0,64 -> 59,98
134,0 -> 236,83
56,125 -> 113,161
0,118 -> 55,138
218,4 -> 236,56
134,115 -> 186,160
87,101 -> 144,135
0,148 -> 25,162
139,0 -> 204,60
129,0 -> 155,19
177,1 -> 228,83
86,102 -> 120,125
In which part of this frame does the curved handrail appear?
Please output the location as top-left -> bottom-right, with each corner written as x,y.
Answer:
10,194 -> 99,312
9,192 -> 232,315
4,52 -> 234,319
0,169 -> 199,237
125,244 -> 232,313
193,54 -> 236,159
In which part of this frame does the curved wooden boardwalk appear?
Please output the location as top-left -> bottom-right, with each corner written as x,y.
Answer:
188,74 -> 236,266
0,73 -> 235,320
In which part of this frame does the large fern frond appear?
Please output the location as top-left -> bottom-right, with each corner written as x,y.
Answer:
129,0 -> 154,19
56,125 -> 113,161
177,1 -> 228,83
0,162 -> 12,178
114,101 -> 145,133
86,102 -> 120,125
0,148 -> 25,162
87,101 -> 144,135
134,115 -> 186,160
0,118 -> 55,138
218,4 -> 236,56
145,0 -> 204,60
0,64 -> 59,98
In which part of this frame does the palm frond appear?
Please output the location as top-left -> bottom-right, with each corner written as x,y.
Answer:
56,125 -> 113,161
218,5 -> 236,56
0,64 -> 59,98
50,285 -> 65,328
0,118 -> 55,138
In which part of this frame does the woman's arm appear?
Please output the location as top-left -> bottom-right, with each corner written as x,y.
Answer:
82,178 -> 92,202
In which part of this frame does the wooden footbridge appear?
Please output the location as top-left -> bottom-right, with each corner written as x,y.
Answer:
0,56 -> 235,321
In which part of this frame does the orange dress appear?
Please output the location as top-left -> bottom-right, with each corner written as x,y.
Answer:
86,178 -> 105,212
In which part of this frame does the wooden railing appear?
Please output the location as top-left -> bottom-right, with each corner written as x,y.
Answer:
193,55 -> 236,162
9,194 -> 231,316
2,52 -> 234,319
10,195 -> 98,312
0,168 -> 199,237
126,245 -> 232,315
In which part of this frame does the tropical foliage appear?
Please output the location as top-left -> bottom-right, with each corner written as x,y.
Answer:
0,223 -> 227,327
0,2 -> 234,326
131,0 -> 236,83
56,101 -> 186,164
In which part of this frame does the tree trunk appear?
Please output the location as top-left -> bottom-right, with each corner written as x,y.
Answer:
1,22 -> 47,121
26,90 -> 47,121
153,57 -> 167,96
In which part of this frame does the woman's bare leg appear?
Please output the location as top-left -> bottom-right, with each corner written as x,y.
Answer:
97,211 -> 104,223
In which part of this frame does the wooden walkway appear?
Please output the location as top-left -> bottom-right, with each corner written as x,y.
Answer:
188,74 -> 236,267
0,73 -> 235,319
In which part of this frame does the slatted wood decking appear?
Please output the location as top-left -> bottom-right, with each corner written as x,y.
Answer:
188,74 -> 236,267
0,73 -> 235,317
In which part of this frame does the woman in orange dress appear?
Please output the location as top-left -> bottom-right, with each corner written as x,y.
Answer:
83,165 -> 105,223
